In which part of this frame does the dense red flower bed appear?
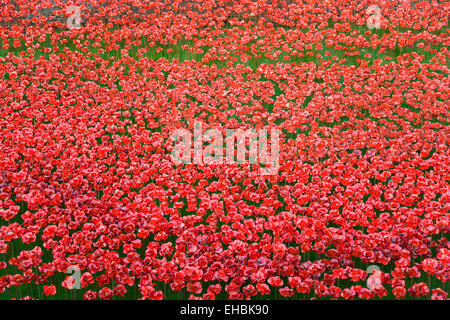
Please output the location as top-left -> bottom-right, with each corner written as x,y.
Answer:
0,1 -> 448,300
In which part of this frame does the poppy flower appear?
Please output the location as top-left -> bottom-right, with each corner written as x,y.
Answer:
0,0 -> 448,301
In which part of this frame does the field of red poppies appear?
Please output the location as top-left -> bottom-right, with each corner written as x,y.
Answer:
0,1 -> 448,300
